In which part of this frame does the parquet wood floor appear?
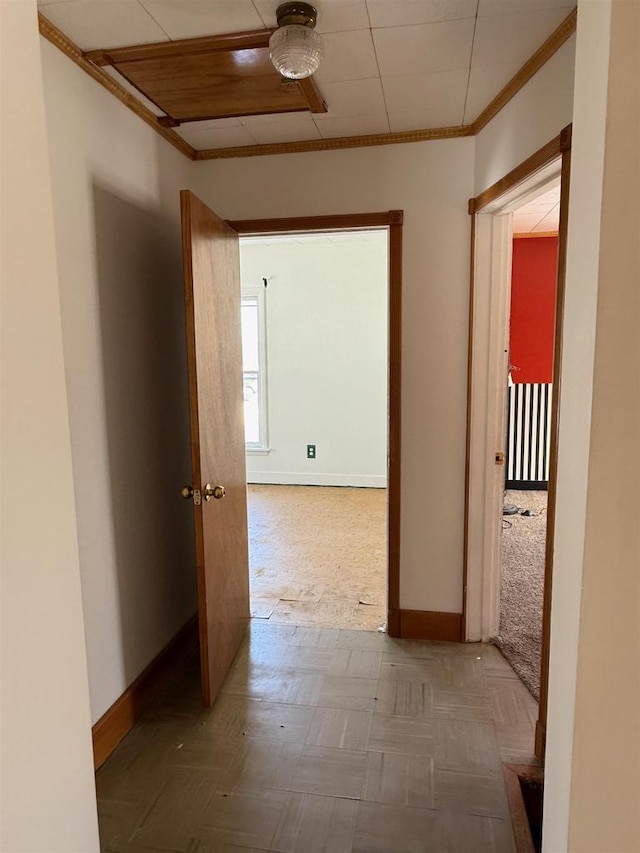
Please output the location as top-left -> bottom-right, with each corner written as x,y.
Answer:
247,485 -> 387,632
97,622 -> 537,852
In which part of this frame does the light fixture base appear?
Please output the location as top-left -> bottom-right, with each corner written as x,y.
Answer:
275,2 -> 318,29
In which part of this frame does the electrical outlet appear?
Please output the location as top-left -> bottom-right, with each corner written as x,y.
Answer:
307,444 -> 316,459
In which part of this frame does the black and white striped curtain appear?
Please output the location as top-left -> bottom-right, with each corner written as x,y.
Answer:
505,383 -> 552,487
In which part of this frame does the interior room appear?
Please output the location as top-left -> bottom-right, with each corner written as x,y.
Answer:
3,1 -> 639,852
239,230 -> 389,631
499,185 -> 560,697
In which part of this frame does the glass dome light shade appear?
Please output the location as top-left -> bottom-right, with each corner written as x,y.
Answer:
269,24 -> 323,79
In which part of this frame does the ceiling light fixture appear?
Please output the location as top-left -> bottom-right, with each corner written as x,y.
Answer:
269,2 -> 323,80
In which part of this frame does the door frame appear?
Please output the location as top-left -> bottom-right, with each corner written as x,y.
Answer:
463,127 -> 571,762
229,211 -> 404,636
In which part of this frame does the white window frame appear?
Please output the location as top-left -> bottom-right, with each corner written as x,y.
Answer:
241,284 -> 269,453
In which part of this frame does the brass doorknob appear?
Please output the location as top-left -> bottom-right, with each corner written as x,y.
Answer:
180,485 -> 194,499
204,484 -> 226,501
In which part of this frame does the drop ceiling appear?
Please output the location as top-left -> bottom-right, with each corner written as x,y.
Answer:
513,183 -> 561,234
38,0 -> 575,152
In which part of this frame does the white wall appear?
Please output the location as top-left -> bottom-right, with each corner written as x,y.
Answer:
567,0 -> 640,835
474,35 -> 576,195
193,139 -> 475,613
40,40 -> 197,722
0,2 -> 100,849
240,233 -> 388,488
542,4 -> 610,849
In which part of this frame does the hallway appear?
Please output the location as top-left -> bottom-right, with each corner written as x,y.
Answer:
96,621 -> 536,852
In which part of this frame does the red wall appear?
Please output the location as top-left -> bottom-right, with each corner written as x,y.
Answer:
509,236 -> 558,384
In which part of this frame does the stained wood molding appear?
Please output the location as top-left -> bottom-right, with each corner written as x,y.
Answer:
195,125 -> 472,160
389,609 -> 464,642
92,615 -> 198,770
229,210 -> 402,233
40,7 -> 576,161
503,764 -> 544,853
513,231 -> 559,239
38,14 -> 195,160
469,127 -> 570,213
230,211 -> 403,638
471,8 -> 577,135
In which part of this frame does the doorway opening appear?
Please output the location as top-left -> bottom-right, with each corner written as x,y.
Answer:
238,228 -> 390,632
498,182 -> 561,697
465,126 -> 571,762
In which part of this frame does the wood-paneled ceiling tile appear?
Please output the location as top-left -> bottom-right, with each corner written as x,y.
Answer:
248,116 -> 322,144
139,0 -> 265,41
373,18 -> 476,77
253,0 -> 371,33
471,6 -> 573,68
312,30 -> 379,83
36,0 -> 169,51
175,123 -> 257,148
462,62 -> 521,123
102,67 -> 166,116
313,78 -> 387,120
478,0 -> 573,16
315,115 -> 390,139
367,0 -> 478,29
381,68 -> 468,116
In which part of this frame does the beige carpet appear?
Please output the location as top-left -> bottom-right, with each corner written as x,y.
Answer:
247,484 -> 387,631
498,489 -> 548,698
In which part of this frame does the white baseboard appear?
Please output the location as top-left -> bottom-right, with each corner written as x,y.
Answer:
246,471 -> 387,488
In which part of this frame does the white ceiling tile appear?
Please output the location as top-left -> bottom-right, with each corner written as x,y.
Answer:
239,111 -> 313,126
102,66 -> 165,115
462,62 -> 520,122
512,212 -> 547,230
471,7 -> 574,68
373,18 -> 476,76
367,0 -> 478,28
479,0 -> 574,16
313,78 -> 387,119
315,114 -> 390,138
248,118 -> 322,144
312,30 -> 379,83
253,0 -> 371,33
39,2 -> 169,50
179,116 -> 242,130
175,124 -> 257,148
388,104 -> 465,131
533,186 -> 562,206
140,1 -> 264,40
532,204 -> 560,230
382,67 -> 468,115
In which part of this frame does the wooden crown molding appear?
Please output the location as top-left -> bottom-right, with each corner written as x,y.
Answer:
471,8 -> 577,135
38,14 -> 196,160
39,7 -> 576,162
194,125 -> 472,160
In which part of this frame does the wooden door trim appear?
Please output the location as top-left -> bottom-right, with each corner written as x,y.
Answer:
470,126 -> 571,214
230,210 -> 403,637
465,127 -> 572,761
535,143 -> 571,761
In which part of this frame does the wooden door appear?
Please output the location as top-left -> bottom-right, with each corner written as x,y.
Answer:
180,189 -> 250,707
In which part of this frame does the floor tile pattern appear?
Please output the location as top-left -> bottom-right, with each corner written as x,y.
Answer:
247,485 -> 387,631
97,622 -> 538,852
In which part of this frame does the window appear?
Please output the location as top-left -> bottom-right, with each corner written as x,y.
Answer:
241,286 -> 268,450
